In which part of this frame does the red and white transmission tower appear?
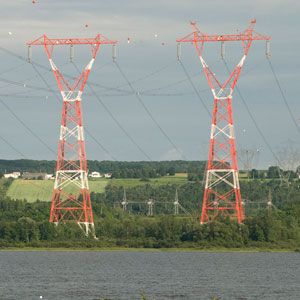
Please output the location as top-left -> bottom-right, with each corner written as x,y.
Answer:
177,20 -> 270,224
27,35 -> 117,236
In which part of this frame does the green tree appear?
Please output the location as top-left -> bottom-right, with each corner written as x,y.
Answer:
17,217 -> 39,242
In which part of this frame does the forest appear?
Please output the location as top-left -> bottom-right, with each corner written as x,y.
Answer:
0,159 -> 206,178
0,159 -> 297,180
0,171 -> 300,249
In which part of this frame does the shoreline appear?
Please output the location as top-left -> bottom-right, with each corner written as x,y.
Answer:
0,247 -> 298,252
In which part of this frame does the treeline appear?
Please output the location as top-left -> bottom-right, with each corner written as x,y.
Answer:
0,160 -> 56,174
0,159 -> 299,180
0,199 -> 299,249
0,159 -> 206,179
0,177 -> 300,249
91,178 -> 300,215
249,166 -> 299,180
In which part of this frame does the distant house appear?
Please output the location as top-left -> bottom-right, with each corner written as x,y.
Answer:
45,174 -> 55,180
4,172 -> 21,179
89,171 -> 102,178
22,172 -> 47,180
104,173 -> 112,179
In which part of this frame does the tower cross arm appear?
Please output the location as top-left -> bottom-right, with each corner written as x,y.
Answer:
176,19 -> 270,44
176,31 -> 270,43
27,34 -> 117,46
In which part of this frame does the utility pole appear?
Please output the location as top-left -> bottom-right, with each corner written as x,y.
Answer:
267,188 -> 275,210
174,189 -> 179,215
177,20 -> 270,224
147,199 -> 154,216
27,34 -> 117,237
240,149 -> 255,179
121,188 -> 128,211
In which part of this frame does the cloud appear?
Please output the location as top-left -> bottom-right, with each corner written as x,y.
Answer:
0,0 -> 298,166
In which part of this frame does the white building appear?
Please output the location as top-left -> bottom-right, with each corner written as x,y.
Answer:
89,171 -> 102,178
4,172 -> 21,179
104,173 -> 112,179
45,174 -> 55,180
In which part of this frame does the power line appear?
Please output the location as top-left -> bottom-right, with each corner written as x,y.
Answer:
27,56 -> 179,161
178,58 -> 249,178
141,91 -> 195,96
0,58 -> 116,165
66,61 -> 172,95
0,43 -> 281,167
0,46 -> 206,98
0,142 -> 57,200
178,59 -> 211,116
0,62 -> 27,76
114,60 -> 186,160
267,57 -> 300,135
0,76 -> 51,93
114,62 -> 173,89
0,63 -> 197,160
0,68 -> 129,99
85,63 -> 174,97
30,61 -> 118,161
0,111 -> 57,197
4,53 -> 182,163
0,134 -> 25,158
0,46 -> 113,92
177,59 -> 211,184
222,58 -> 282,166
0,45 -> 133,95
141,71 -> 203,94
145,59 -> 256,96
72,61 -> 152,161
0,97 -> 56,156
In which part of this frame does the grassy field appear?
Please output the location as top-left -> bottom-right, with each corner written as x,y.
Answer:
7,179 -> 108,203
6,175 -> 188,202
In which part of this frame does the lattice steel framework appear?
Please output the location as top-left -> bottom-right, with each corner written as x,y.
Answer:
177,19 -> 270,224
27,35 -> 117,236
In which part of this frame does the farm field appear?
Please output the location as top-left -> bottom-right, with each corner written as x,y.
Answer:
6,176 -> 188,202
6,179 -> 109,203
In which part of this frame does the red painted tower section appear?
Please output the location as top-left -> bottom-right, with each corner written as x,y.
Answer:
27,35 -> 117,236
177,20 -> 270,224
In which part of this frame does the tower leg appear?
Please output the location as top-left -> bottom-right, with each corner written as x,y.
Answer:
49,91 -> 96,237
201,95 -> 244,224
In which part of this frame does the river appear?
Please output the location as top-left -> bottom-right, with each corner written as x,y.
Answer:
0,251 -> 299,299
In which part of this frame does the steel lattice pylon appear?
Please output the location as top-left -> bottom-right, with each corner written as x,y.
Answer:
177,20 -> 270,224
27,35 -> 117,236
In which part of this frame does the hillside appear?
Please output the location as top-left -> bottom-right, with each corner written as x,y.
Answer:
6,175 -> 188,202
6,179 -> 108,202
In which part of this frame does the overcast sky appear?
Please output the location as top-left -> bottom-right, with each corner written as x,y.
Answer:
0,0 -> 299,168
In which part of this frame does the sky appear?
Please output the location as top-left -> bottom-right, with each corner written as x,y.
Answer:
0,0 -> 299,169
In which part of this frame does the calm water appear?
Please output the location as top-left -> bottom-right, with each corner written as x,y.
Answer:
0,251 -> 299,300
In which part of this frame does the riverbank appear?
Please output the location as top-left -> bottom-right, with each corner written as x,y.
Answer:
0,246 -> 299,252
